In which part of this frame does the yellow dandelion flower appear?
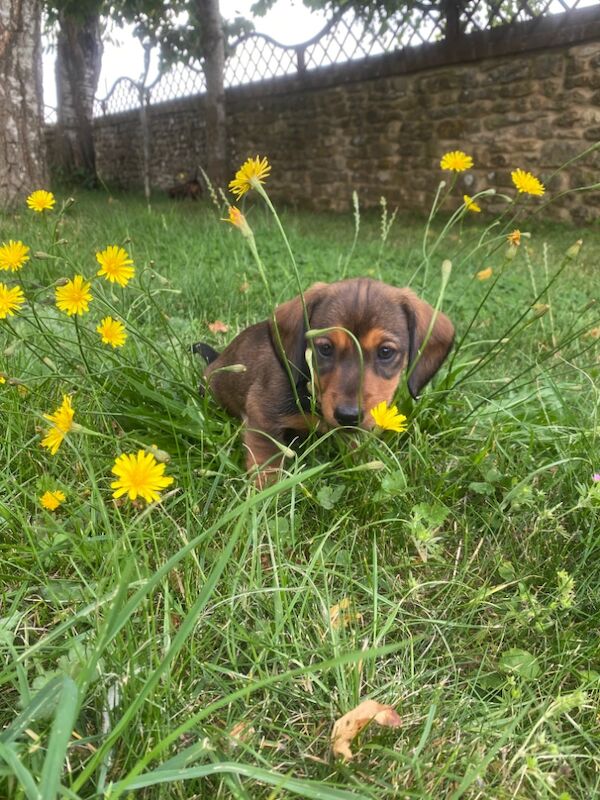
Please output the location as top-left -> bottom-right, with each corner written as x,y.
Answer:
440,151 -> 473,172
40,490 -> 66,511
0,283 -> 25,319
229,155 -> 271,198
55,275 -> 93,316
0,240 -> 30,272
476,267 -> 493,281
41,394 -> 75,456
507,229 -> 522,246
0,376 -> 6,384
111,450 -> 174,504
27,190 -> 56,212
96,245 -> 135,287
463,195 -> 481,213
511,169 -> 545,197
370,401 -> 408,433
97,316 -> 127,348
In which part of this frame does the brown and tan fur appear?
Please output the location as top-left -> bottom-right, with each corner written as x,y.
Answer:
196,278 -> 454,482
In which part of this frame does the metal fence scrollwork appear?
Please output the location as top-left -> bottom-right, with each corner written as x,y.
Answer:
41,0 -> 599,123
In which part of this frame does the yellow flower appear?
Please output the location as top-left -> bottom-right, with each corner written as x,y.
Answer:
370,401 -> 408,433
507,229 -> 522,246
97,316 -> 127,348
55,275 -> 93,316
111,450 -> 174,504
463,195 -> 481,213
440,151 -> 473,172
222,205 -> 254,239
225,206 -> 244,226
96,245 -> 135,287
0,376 -> 5,384
0,283 -> 25,319
27,190 -> 56,212
476,267 -> 493,281
0,240 -> 30,272
511,169 -> 545,196
41,394 -> 75,456
229,155 -> 271,198
40,490 -> 66,511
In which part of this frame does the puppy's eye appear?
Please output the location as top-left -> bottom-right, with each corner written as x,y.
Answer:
316,341 -> 334,357
377,345 -> 396,361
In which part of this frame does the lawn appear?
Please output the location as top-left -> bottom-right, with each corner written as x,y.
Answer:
1,182 -> 599,799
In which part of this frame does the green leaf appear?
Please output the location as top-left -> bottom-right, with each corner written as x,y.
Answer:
0,742 -> 40,800
316,484 -> 345,510
112,760 -> 370,798
498,561 -> 516,581
468,481 -> 494,496
0,677 -> 64,744
498,648 -> 541,681
40,676 -> 80,800
412,502 -> 449,526
380,469 -> 407,496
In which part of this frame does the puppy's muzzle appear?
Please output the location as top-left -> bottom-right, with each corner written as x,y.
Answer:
333,404 -> 361,426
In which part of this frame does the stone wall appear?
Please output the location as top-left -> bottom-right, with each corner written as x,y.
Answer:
46,7 -> 600,222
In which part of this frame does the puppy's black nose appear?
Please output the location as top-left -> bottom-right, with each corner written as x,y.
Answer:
334,405 -> 361,426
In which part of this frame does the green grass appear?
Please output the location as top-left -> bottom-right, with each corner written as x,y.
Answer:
1,186 -> 600,800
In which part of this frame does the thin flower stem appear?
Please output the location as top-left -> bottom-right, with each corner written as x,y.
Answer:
453,250 -> 575,390
74,314 -> 94,375
341,191 -> 360,278
231,223 -> 306,415
419,179 -> 449,289
254,184 -> 300,289
447,250 -> 513,373
244,232 -> 273,307
542,243 -> 557,347
253,184 -> 310,327
95,288 -> 187,383
252,183 -> 317,418
16,278 -> 80,365
404,259 -> 452,394
421,188 -> 499,278
1,318 -> 63,373
460,314 -> 600,422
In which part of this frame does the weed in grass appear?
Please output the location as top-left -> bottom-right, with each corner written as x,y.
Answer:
0,147 -> 599,799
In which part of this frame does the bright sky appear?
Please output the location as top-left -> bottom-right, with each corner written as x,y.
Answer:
42,1 -> 327,112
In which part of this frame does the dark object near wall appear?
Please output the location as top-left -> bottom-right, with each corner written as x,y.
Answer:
167,176 -> 202,200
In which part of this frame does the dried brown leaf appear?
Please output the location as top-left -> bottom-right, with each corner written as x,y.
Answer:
331,699 -> 401,761
229,720 -> 255,746
328,597 -> 362,630
208,320 -> 229,334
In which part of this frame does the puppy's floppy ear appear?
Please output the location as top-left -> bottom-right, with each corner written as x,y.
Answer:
398,288 -> 455,399
269,282 -> 328,381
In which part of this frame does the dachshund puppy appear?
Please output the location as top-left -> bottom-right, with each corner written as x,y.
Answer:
196,278 -> 454,480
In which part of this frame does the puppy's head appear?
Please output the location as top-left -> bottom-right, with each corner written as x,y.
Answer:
270,278 -> 454,429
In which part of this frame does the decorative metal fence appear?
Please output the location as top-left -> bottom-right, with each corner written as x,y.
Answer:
43,0 -> 600,122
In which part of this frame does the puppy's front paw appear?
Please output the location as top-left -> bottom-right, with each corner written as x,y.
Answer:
249,464 -> 281,489
244,429 -> 285,486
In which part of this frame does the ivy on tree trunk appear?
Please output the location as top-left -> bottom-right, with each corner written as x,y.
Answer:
0,0 -> 48,209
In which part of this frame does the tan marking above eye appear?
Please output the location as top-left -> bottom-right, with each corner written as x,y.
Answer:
313,329 -> 351,353
360,328 -> 397,352
329,329 -> 350,352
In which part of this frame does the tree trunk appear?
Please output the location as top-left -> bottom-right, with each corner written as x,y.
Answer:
55,10 -> 103,185
195,0 -> 227,187
0,0 -> 48,209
